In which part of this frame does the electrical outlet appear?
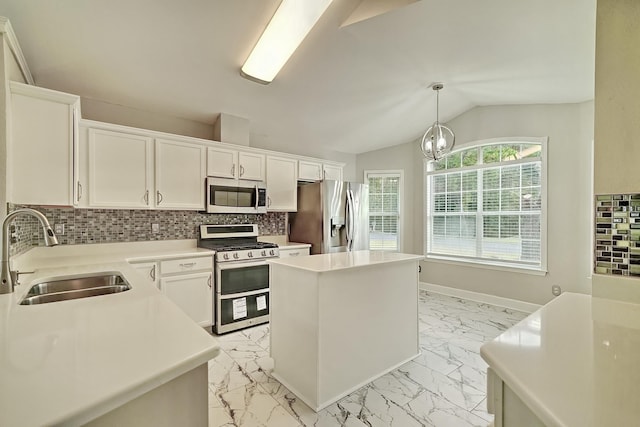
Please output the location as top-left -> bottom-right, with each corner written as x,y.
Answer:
54,223 -> 65,235
552,285 -> 562,296
151,223 -> 160,234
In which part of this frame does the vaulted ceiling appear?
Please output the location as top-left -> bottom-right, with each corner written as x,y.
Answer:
0,0 -> 596,154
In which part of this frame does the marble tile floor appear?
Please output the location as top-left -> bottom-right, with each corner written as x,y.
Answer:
207,290 -> 528,427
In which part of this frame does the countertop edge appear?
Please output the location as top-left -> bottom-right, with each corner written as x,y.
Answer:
58,346 -> 219,426
479,294 -> 588,427
268,252 -> 424,273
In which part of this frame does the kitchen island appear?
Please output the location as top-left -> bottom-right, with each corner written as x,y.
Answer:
481,292 -> 640,426
268,250 -> 423,411
0,242 -> 219,427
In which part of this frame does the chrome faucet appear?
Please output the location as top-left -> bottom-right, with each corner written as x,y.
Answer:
0,208 -> 59,294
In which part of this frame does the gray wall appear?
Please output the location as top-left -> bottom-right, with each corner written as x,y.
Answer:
356,102 -> 594,305
591,0 -> 640,301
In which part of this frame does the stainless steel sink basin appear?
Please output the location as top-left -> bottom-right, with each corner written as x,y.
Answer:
20,272 -> 131,305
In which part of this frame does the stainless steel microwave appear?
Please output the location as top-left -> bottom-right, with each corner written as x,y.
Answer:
206,177 -> 267,214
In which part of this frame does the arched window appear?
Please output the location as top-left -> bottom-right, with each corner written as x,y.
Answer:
424,137 -> 547,272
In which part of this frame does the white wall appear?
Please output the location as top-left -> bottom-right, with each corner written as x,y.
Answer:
357,102 -> 594,305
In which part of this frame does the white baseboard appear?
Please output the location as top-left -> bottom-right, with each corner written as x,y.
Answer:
420,282 -> 541,314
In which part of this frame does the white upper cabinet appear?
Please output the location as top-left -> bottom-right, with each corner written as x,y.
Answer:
323,164 -> 343,181
207,147 -> 237,179
9,82 -> 80,206
298,160 -> 323,182
88,128 -> 153,208
207,147 -> 265,181
238,152 -> 265,181
155,139 -> 206,209
266,156 -> 298,212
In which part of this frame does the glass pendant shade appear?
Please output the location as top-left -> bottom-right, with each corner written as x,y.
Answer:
421,84 -> 455,161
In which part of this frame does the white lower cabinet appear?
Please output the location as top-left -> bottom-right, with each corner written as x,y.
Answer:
161,272 -> 213,328
131,261 -> 159,289
130,255 -> 213,327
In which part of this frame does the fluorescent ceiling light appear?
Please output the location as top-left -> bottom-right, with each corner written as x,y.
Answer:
241,0 -> 334,84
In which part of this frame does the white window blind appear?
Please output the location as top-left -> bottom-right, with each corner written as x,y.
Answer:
425,139 -> 546,270
366,171 -> 402,251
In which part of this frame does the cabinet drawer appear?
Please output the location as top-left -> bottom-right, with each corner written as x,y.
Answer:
279,247 -> 310,257
161,256 -> 212,275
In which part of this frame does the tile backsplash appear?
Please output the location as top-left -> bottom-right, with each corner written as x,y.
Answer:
8,204 -> 286,256
594,194 -> 640,276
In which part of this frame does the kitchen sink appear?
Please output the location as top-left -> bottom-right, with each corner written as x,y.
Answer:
19,272 -> 131,305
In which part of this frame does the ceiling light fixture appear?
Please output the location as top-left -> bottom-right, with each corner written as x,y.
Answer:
241,0 -> 335,84
421,83 -> 455,161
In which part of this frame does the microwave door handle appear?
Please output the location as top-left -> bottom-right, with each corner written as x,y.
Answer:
255,184 -> 259,210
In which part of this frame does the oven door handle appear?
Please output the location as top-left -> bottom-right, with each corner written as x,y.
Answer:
216,260 -> 271,270
218,289 -> 269,299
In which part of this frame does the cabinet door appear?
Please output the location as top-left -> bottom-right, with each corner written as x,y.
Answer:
323,164 -> 343,181
207,147 -> 238,178
9,82 -> 80,206
88,129 -> 153,208
298,160 -> 322,182
155,139 -> 206,209
161,272 -> 213,327
131,261 -> 159,289
238,152 -> 265,181
266,156 -> 298,211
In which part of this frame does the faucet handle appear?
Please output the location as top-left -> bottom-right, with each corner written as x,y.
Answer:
11,270 -> 34,286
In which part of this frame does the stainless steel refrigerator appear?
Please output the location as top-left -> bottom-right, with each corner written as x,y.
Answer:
288,180 -> 369,254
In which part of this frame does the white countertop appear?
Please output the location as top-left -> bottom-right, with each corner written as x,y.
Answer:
480,292 -> 640,427
268,250 -> 424,272
0,240 -> 220,427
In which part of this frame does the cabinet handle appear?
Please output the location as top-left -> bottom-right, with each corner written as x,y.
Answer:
144,190 -> 149,205
289,252 -> 300,257
267,196 -> 271,207
157,190 -> 163,205
207,274 -> 212,289
240,165 -> 244,177
323,170 -> 327,180
77,182 -> 83,201
231,164 -> 235,176
150,264 -> 156,281
179,262 -> 196,268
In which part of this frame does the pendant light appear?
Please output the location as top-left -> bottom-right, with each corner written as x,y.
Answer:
421,83 -> 455,161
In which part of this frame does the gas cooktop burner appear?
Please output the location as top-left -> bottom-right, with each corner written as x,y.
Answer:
196,224 -> 280,261
214,242 -> 278,252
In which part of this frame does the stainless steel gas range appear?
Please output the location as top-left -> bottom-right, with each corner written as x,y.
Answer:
197,224 -> 279,334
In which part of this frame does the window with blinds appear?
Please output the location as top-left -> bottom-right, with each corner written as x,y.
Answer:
366,171 -> 403,251
425,139 -> 547,271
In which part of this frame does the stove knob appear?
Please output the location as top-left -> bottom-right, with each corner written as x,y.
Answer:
261,250 -> 267,257
248,251 -> 253,258
233,253 -> 239,259
269,249 -> 275,256
223,253 -> 229,260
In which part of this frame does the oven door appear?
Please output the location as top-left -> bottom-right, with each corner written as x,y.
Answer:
216,260 -> 270,295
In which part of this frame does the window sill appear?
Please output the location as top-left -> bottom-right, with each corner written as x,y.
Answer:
425,254 -> 548,276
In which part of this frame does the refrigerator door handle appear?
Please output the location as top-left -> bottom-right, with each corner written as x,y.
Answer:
346,189 -> 355,251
